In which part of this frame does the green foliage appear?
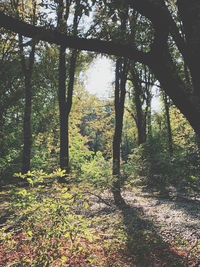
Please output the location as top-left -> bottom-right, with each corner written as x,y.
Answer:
69,132 -> 93,173
0,170 -> 129,266
0,172 -> 94,266
126,135 -> 200,192
81,151 -> 112,188
127,136 -> 172,186
13,169 -> 66,186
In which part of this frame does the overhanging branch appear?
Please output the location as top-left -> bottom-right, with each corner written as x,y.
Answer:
0,12 -> 149,63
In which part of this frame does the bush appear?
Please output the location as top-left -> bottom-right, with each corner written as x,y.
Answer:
125,136 -> 200,192
81,151 -> 112,188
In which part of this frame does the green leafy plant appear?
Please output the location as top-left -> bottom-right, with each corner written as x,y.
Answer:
13,169 -> 66,186
81,151 -> 112,188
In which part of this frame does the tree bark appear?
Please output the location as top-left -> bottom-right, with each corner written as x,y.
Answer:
58,46 -> 78,178
130,68 -> 147,146
18,34 -> 35,174
112,58 -> 128,206
0,111 -> 5,156
22,75 -> 32,173
149,46 -> 200,140
58,45 -> 68,172
177,0 -> 200,97
163,92 -> 173,156
57,0 -> 79,180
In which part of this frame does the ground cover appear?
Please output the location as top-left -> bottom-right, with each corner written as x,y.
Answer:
0,177 -> 199,266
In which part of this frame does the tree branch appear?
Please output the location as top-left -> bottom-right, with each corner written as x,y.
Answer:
0,11 -> 149,63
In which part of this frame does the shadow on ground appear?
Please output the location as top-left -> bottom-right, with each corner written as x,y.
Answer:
117,202 -> 188,267
141,186 -> 200,224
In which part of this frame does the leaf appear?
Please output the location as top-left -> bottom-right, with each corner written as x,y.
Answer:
61,256 -> 67,262
27,178 -> 34,186
64,232 -> 70,238
28,230 -> 32,237
83,200 -> 89,209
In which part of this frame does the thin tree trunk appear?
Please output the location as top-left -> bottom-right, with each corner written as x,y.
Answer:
16,0 -> 36,174
163,92 -> 173,156
135,86 -> 146,145
0,111 -> 5,156
58,45 -> 68,173
58,47 -> 78,180
146,88 -> 152,138
18,34 -> 35,173
130,67 -> 147,146
112,58 -> 128,206
57,0 -> 79,181
22,76 -> 32,173
147,104 -> 152,137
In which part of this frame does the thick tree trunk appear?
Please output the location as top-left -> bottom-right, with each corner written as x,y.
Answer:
57,1 -> 79,181
177,0 -> 200,97
149,47 -> 200,141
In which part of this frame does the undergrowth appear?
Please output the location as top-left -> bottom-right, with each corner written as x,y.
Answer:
0,170 -> 128,266
0,170 -> 199,266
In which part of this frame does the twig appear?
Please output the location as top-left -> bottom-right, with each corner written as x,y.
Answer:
83,191 -> 115,208
186,239 -> 199,264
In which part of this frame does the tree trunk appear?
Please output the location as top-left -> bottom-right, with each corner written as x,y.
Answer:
18,34 -> 35,174
58,45 -> 68,173
130,68 -> 147,146
112,58 -> 128,206
0,111 -> 5,156
57,0 -> 79,181
58,46 -> 78,180
163,92 -> 173,156
149,46 -> 200,141
135,87 -> 146,145
22,76 -> 32,173
146,82 -> 152,138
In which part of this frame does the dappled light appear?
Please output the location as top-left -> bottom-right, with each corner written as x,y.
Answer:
1,0 -> 200,266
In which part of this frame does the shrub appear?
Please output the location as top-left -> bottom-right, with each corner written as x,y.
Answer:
125,136 -> 200,192
81,151 -> 112,188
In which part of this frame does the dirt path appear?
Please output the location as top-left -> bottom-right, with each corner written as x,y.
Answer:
88,186 -> 200,266
122,187 -> 200,244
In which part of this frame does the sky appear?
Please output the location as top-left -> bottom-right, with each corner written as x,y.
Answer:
85,56 -> 115,99
85,56 -> 161,112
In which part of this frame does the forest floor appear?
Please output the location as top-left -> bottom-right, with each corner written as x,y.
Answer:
0,182 -> 199,266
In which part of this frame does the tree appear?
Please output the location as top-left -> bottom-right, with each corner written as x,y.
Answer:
112,57 -> 129,205
0,30 -> 23,157
56,0 -> 95,176
1,0 -> 200,141
128,63 -> 155,145
163,91 -> 173,156
79,95 -> 114,156
11,0 -> 38,173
